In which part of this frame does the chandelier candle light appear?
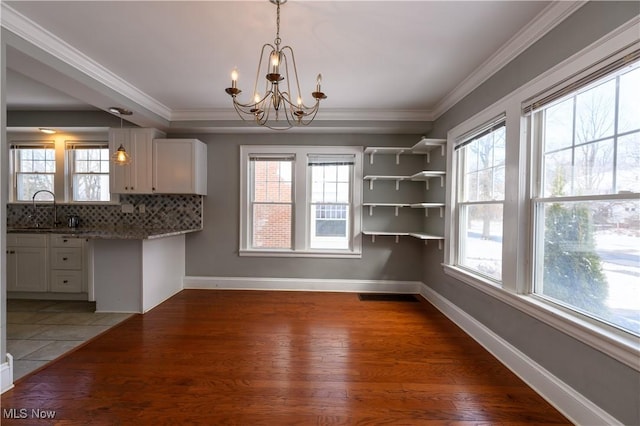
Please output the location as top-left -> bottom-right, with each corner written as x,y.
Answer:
225,0 -> 326,130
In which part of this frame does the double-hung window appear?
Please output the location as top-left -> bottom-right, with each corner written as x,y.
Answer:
453,118 -> 506,282
240,145 -> 362,257
529,53 -> 640,336
67,142 -> 111,202
10,142 -> 56,201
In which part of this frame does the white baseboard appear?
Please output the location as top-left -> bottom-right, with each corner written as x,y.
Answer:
183,276 -> 422,294
418,285 -> 621,426
1,353 -> 14,394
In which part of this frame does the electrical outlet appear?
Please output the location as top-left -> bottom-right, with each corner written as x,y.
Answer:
121,203 -> 134,213
138,204 -> 146,214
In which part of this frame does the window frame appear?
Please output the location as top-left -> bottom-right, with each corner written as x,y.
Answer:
9,136 -> 115,204
10,141 -> 56,202
239,145 -> 362,258
443,24 -> 640,370
66,141 -> 111,203
453,117 -> 507,283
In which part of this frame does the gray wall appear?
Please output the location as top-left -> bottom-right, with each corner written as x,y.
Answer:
424,2 -> 640,424
183,133 -> 428,281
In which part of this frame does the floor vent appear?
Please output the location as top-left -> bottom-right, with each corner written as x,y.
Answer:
358,293 -> 418,302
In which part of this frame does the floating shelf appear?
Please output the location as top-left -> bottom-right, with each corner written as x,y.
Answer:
363,175 -> 410,190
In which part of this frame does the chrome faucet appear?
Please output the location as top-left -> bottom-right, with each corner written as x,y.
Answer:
32,189 -> 58,228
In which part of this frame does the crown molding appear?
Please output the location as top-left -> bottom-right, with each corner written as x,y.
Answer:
431,1 -> 587,120
170,108 -> 436,122
0,2 -> 172,120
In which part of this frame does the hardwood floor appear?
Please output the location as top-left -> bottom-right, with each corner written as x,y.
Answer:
1,290 -> 570,425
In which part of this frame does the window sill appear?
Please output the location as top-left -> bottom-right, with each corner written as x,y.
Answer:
239,249 -> 362,259
442,264 -> 640,371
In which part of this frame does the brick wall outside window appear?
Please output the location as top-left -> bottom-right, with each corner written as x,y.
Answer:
251,160 -> 292,249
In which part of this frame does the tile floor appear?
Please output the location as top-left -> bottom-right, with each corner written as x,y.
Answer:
7,299 -> 133,380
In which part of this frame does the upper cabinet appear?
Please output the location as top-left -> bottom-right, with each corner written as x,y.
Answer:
109,129 -> 207,195
109,128 -> 166,194
153,139 -> 207,195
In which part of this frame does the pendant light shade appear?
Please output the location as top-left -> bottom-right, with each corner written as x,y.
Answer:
111,144 -> 132,166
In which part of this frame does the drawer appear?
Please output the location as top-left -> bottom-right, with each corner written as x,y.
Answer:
51,248 -> 82,270
50,270 -> 83,293
8,234 -> 48,247
51,235 -> 84,248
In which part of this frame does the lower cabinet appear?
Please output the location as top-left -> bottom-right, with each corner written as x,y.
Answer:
7,234 -> 87,296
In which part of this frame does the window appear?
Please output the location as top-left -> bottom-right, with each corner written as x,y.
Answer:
9,139 -> 112,203
454,118 -> 506,282
531,58 -> 640,336
68,143 -> 111,202
240,146 -> 362,257
249,156 -> 293,249
10,143 -> 56,201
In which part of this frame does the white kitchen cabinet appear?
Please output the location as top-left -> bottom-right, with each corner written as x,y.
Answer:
7,234 -> 88,296
109,128 -> 166,193
6,234 -> 48,292
152,139 -> 207,195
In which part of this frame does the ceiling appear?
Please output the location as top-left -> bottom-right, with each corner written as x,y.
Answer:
2,1 -> 581,133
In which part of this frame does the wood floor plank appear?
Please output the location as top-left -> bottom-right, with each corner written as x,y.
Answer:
1,290 -> 571,425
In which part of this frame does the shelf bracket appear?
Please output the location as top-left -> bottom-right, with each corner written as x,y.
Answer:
395,235 -> 400,243
395,152 -> 401,165
394,206 -> 399,216
395,179 -> 400,191
426,152 -> 431,164
369,205 -> 374,216
440,176 -> 444,187
439,207 -> 444,218
369,152 -> 375,165
441,144 -> 446,157
371,234 -> 376,243
425,180 -> 430,191
369,179 -> 374,191
439,240 -> 443,250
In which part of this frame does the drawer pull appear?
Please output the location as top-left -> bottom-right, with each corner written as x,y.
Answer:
63,257 -> 68,261
63,239 -> 68,243
63,280 -> 69,284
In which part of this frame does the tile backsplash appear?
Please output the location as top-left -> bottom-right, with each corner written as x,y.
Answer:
7,194 -> 203,231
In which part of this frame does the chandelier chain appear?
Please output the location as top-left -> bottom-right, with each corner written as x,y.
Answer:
275,1 -> 281,47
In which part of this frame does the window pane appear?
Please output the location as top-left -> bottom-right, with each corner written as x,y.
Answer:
16,174 -> 54,201
617,65 -> 640,134
544,98 -> 574,152
543,149 -> 572,197
573,139 -> 614,195
535,200 -> 639,336
575,79 -> 615,144
74,175 -> 110,201
252,204 -> 291,249
252,160 -> 292,203
310,204 -> 349,250
459,204 -> 503,281
616,132 -> 640,193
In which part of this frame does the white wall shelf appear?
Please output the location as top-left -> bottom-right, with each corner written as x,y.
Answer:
363,136 -> 447,249
364,137 -> 446,164
362,230 -> 444,248
362,203 -> 411,216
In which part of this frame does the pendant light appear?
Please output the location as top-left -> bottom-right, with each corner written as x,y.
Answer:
109,107 -> 133,166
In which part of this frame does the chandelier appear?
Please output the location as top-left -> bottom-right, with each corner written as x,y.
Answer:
225,0 -> 326,130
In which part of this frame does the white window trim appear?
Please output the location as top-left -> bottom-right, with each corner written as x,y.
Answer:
66,141 -> 111,203
443,18 -> 640,370
239,145 -> 363,258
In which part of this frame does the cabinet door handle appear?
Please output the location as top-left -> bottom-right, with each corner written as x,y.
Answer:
63,280 -> 69,284
62,257 -> 68,261
63,239 -> 68,243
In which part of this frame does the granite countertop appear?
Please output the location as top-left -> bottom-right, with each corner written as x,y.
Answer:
7,227 -> 202,240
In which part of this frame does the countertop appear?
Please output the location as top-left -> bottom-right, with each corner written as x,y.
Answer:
7,227 -> 202,240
